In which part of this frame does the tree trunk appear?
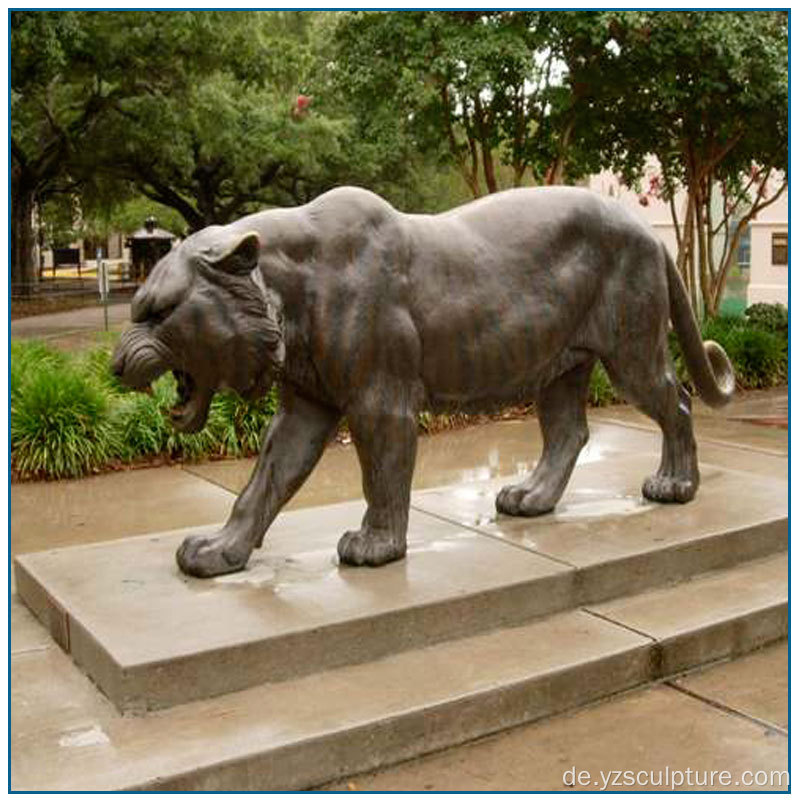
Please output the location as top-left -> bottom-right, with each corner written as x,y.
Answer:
480,142 -> 498,194
682,193 -> 698,317
694,188 -> 712,317
545,117 -> 575,186
11,174 -> 37,297
473,95 -> 498,194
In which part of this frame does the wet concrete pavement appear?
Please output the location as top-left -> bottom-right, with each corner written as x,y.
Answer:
12,394 -> 787,561
9,373 -> 788,789
324,642 -> 788,791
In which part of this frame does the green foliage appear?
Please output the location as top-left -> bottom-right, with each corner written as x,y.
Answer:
10,339 -> 66,398
706,323 -> 787,389
72,11 -> 355,229
588,363 -> 617,407
10,338 -> 281,479
11,359 -> 122,479
744,302 -> 789,335
81,196 -> 188,242
75,343 -> 129,395
592,11 -> 788,185
583,11 -> 788,316
670,313 -> 788,391
210,389 -> 278,457
333,11 -> 604,196
111,389 -> 169,458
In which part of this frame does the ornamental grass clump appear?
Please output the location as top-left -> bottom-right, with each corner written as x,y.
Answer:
11,358 -> 121,479
111,388 -> 169,458
10,339 -> 66,399
78,343 -> 130,395
112,372 -> 224,462
211,387 -> 278,457
155,373 -> 225,461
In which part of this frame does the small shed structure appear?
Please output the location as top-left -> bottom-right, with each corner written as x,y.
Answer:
126,217 -> 176,281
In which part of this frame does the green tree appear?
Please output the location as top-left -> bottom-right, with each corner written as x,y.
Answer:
587,11 -> 788,317
333,11 -> 605,198
84,12 -> 358,230
11,11 -> 91,292
10,10 -> 245,291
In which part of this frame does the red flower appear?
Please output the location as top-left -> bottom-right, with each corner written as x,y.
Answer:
291,95 -> 313,120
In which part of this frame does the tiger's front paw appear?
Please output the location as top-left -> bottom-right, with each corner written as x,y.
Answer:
337,527 -> 407,567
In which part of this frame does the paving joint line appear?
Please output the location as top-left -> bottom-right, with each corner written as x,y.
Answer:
10,644 -> 52,657
180,465 -> 240,496
409,502 -> 578,570
580,607 -> 658,643
665,680 -> 788,737
591,416 -> 787,457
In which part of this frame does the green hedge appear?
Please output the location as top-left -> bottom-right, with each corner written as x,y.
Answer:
581,303 -> 788,409
10,304 -> 787,480
671,306 -> 788,391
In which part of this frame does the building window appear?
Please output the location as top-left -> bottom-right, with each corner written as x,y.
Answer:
771,233 -> 788,266
731,220 -> 751,268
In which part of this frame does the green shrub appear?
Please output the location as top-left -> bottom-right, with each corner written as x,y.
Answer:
11,362 -> 121,479
10,340 -> 66,399
671,314 -> 788,391
588,363 -> 617,406
111,390 -> 169,458
744,302 -> 789,335
151,373 -> 224,462
719,327 -> 787,388
9,339 -> 281,477
705,315 -> 787,388
77,344 -> 129,396
211,387 -> 277,457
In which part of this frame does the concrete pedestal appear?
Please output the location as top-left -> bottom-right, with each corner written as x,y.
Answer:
15,453 -> 786,716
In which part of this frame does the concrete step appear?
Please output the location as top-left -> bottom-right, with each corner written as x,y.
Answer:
14,455 -> 787,713
10,552 -> 787,791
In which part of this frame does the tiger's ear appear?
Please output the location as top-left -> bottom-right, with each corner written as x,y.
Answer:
208,231 -> 260,274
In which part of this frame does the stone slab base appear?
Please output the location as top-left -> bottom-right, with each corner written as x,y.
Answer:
10,553 -> 787,791
15,455 -> 786,713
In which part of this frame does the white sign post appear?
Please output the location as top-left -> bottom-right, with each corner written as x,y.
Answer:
97,247 -> 109,332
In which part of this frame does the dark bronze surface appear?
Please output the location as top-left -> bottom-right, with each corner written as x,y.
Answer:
112,186 -> 734,576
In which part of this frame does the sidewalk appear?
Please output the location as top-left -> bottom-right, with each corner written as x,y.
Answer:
10,391 -> 788,558
10,393 -> 788,790
10,301 -> 131,351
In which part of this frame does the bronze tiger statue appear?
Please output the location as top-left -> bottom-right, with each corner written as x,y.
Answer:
112,186 -> 735,577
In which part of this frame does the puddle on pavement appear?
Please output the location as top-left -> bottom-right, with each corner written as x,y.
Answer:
212,551 -> 336,592
58,725 -> 110,748
551,490 -> 653,521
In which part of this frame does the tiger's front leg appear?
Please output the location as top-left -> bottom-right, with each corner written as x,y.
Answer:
177,388 -> 340,577
337,388 -> 418,567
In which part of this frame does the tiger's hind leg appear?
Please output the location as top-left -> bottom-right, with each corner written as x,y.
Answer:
603,344 -> 699,504
496,358 -> 594,517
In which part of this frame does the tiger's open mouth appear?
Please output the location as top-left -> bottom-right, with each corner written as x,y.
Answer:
170,369 -> 213,433
110,329 -> 214,434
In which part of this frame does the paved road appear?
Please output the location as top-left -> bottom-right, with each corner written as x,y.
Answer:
10,301 -> 132,349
